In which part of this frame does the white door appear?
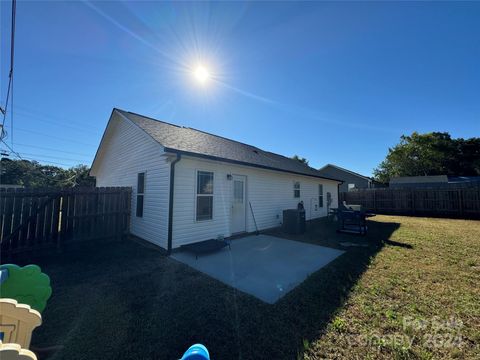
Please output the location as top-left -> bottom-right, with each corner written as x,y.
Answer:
231,175 -> 246,233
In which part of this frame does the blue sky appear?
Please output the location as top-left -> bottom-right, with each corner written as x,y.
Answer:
1,1 -> 479,176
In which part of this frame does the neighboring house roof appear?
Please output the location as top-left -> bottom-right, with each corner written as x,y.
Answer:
390,175 -> 480,187
106,109 -> 342,182
318,163 -> 376,182
390,175 -> 448,184
448,176 -> 480,184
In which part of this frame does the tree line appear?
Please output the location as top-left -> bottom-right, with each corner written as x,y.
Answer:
0,158 -> 95,188
373,132 -> 480,183
293,131 -> 479,183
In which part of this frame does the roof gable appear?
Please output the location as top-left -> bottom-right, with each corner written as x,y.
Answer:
90,110 -> 163,176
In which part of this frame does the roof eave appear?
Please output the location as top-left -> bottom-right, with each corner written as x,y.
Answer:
90,108 -> 118,176
164,147 -> 343,183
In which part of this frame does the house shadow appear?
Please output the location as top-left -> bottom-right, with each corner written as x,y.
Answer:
256,217 -> 403,358
27,217 -> 403,360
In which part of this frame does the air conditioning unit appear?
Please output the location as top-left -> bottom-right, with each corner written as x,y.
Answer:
282,209 -> 306,234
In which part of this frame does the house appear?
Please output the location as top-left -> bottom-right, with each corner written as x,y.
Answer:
90,109 -> 342,253
390,175 -> 480,189
317,164 -> 382,192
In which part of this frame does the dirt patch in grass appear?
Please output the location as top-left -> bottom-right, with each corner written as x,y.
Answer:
27,216 -> 479,359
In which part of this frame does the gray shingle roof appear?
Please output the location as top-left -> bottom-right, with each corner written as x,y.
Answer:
117,109 -> 341,182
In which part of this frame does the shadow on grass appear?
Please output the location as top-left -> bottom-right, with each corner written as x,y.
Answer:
25,218 -> 400,360
383,239 -> 413,249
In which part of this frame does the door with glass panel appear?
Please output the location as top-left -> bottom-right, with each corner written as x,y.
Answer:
231,175 -> 246,233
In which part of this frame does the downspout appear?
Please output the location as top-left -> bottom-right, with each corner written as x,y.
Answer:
167,153 -> 181,254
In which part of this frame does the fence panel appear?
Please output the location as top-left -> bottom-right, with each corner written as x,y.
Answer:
340,186 -> 480,219
0,187 -> 131,258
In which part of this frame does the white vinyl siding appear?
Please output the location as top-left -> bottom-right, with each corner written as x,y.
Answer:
90,113 -> 170,249
172,156 -> 339,248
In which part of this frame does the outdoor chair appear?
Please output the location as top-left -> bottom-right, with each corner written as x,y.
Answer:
337,202 -> 375,235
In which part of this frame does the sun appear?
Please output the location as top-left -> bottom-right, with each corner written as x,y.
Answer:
193,65 -> 210,84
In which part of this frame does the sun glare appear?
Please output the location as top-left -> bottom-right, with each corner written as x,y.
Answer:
194,65 -> 210,84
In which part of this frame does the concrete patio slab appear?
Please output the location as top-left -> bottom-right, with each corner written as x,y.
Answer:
171,234 -> 344,304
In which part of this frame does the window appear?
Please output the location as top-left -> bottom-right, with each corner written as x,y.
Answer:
196,171 -> 213,221
234,180 -> 244,203
348,183 -> 355,191
136,172 -> 145,217
294,181 -> 301,198
319,184 -> 324,208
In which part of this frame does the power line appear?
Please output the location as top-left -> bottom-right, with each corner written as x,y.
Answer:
15,104 -> 94,126
20,157 -> 78,167
13,142 -> 93,157
1,138 -> 21,160
15,108 -> 101,135
18,152 -> 90,163
10,59 -> 14,146
1,140 -> 80,184
1,0 -> 16,134
1,141 -> 89,165
8,127 -> 97,146
13,156 -> 75,167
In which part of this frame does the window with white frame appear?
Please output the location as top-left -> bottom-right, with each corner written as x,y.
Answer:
196,171 -> 213,221
318,184 -> 324,208
348,183 -> 355,191
294,181 -> 301,198
136,172 -> 145,217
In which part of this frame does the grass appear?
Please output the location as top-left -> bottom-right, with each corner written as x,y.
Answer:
27,216 -> 479,359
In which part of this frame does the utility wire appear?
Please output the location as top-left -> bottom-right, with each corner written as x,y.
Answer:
15,108 -> 100,134
7,127 -> 97,146
10,62 -> 14,146
1,138 -> 21,160
1,140 -> 89,166
1,0 -> 16,134
13,142 -> 93,157
1,139 -> 82,185
18,157 -> 76,167
18,152 -> 89,163
15,104 -> 100,127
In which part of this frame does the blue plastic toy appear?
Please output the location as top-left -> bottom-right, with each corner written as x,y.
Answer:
0,268 -> 9,284
181,344 -> 210,360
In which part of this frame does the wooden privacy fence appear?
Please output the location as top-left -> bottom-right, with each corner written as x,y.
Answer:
0,187 -> 131,258
340,186 -> 480,219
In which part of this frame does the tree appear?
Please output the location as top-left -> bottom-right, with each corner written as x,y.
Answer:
373,132 -> 480,183
0,158 -> 95,188
64,165 -> 96,187
292,154 -> 309,165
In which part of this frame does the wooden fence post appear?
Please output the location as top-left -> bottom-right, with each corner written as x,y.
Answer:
1,189 -> 13,254
58,191 -> 68,252
125,188 -> 131,239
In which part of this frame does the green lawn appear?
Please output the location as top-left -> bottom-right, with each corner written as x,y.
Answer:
29,216 -> 479,359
